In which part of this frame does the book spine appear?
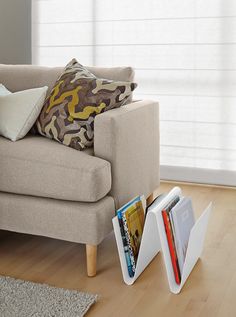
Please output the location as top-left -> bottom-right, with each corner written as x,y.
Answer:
170,211 -> 184,275
162,210 -> 181,284
117,212 -> 135,277
122,213 -> 136,274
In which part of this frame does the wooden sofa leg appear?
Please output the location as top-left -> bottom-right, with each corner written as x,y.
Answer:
86,244 -> 97,277
146,192 -> 155,207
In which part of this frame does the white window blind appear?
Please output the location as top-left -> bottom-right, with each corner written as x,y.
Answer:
32,0 -> 236,186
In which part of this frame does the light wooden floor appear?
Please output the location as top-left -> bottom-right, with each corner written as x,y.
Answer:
0,182 -> 236,317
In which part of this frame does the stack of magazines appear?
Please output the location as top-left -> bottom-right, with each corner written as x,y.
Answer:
156,194 -> 195,284
116,196 -> 145,277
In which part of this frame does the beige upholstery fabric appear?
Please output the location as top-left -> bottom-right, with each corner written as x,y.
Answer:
94,100 -> 160,209
0,135 -> 111,202
0,64 -> 134,94
0,191 -> 115,245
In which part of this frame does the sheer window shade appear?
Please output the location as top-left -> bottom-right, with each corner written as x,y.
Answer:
32,0 -> 236,186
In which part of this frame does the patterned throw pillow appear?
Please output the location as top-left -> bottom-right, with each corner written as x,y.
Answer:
37,59 -> 137,150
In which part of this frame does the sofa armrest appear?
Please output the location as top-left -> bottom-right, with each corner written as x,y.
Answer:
94,100 -> 160,209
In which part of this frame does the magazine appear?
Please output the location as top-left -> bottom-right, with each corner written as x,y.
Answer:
116,196 -> 145,277
162,196 -> 181,284
169,197 -> 195,274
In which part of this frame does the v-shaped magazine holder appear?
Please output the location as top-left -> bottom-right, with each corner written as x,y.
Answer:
113,199 -> 161,285
112,187 -> 212,293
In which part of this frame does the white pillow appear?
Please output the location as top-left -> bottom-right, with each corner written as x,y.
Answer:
0,86 -> 48,141
0,84 -> 11,96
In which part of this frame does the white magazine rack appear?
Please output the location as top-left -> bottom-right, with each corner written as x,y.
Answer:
112,186 -> 212,294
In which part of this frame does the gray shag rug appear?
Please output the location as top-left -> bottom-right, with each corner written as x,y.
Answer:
0,275 -> 98,317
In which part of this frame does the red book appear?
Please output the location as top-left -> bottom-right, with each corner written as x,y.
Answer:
162,210 -> 181,284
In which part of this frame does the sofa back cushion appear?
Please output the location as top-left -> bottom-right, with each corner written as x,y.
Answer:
0,64 -> 135,94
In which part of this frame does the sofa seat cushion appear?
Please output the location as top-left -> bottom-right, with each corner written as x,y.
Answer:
0,135 -> 111,202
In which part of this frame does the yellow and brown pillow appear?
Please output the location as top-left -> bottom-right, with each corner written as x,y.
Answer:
37,59 -> 137,150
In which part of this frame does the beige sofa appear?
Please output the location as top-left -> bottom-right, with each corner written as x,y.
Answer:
0,64 -> 160,276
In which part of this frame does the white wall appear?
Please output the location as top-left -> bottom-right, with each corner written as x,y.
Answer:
0,0 -> 31,64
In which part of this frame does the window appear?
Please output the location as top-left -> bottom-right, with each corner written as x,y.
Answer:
32,0 -> 236,185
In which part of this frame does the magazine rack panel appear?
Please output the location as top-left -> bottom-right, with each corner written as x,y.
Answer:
113,206 -> 161,285
113,186 -> 212,293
